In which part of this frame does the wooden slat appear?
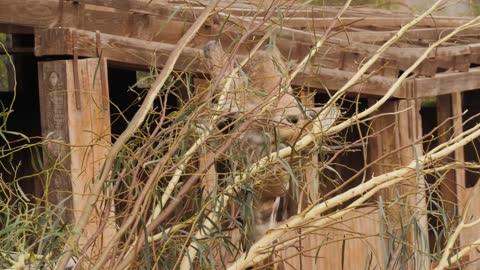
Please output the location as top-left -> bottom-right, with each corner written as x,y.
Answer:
367,99 -> 430,269
35,28 -> 405,97
0,23 -> 32,33
265,16 -> 472,30
38,58 -> 115,263
38,58 -> 75,224
452,92 -> 465,193
0,0 -> 59,28
280,207 -> 383,270
413,68 -> 480,98
2,0 -> 477,68
436,95 -> 458,221
450,92 -> 480,270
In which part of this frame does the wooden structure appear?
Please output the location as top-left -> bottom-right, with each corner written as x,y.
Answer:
1,0 -> 480,268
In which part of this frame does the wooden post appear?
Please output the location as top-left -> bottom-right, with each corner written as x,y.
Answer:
449,92 -> 480,268
299,89 -> 318,207
436,94 -> 458,220
38,58 -> 115,260
368,99 -> 430,269
194,78 -> 217,192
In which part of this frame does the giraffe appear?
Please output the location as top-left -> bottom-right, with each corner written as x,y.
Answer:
202,40 -> 337,266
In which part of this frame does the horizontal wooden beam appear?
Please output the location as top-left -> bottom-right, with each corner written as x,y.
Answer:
34,27 -> 406,97
82,0 -> 396,18
0,23 -> 32,34
413,67 -> 480,97
2,0 -> 478,78
34,27 -> 204,72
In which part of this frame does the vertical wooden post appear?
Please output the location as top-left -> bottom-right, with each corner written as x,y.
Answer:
436,94 -> 458,219
299,89 -> 318,207
194,78 -> 217,192
368,99 -> 430,269
38,58 -> 115,259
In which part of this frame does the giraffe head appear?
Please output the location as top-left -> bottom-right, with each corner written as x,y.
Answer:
204,40 -> 337,164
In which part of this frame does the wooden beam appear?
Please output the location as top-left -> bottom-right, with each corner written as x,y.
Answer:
265,16 -> 472,30
413,68 -> 480,98
280,207 -> 383,269
0,23 -> 32,34
35,28 -> 405,97
2,0 -> 477,78
0,0 -> 59,29
82,0 -> 395,18
436,95 -> 458,222
367,98 -> 430,268
38,58 -> 115,264
38,59 -> 75,225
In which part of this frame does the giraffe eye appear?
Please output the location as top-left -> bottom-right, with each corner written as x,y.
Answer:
286,115 -> 299,124
307,110 -> 318,120
216,117 -> 236,134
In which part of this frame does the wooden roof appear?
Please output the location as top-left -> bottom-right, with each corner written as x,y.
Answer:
1,0 -> 479,98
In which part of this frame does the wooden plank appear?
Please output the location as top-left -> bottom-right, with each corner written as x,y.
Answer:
280,207 -> 383,270
34,27 -> 204,73
82,0 -> 395,18
367,99 -> 430,269
38,58 -> 75,224
452,92 -> 465,196
333,27 -> 480,44
299,89 -> 318,205
194,79 -> 217,193
0,0 -> 197,43
436,95 -> 458,223
0,23 -> 33,34
413,68 -> 480,98
450,92 -> 480,270
2,0 -> 476,72
212,23 -> 471,73
35,28 -> 405,98
264,16 -> 471,30
38,58 -> 115,263
0,0 -> 59,29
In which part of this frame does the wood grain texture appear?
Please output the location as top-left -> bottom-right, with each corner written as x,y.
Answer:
38,58 -> 115,262
367,99 -> 430,269
38,59 -> 75,224
280,207 -> 383,270
34,28 -> 405,97
436,95 -> 458,221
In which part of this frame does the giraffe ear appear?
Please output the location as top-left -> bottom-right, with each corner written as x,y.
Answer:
243,45 -> 289,96
204,40 -> 233,80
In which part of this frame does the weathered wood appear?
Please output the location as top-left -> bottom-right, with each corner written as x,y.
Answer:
280,207 -> 383,270
38,59 -> 75,224
0,23 -> 32,33
268,16 -> 471,29
413,68 -> 480,98
451,92 -> 480,269
35,28 -> 405,97
38,58 -> 115,262
194,79 -> 217,192
3,0 -> 478,78
367,99 -> 430,269
436,95 -> 458,221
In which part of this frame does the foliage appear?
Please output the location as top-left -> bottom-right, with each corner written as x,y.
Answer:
1,1 -> 480,270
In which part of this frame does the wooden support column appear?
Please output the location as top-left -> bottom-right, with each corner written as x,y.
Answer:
194,79 -> 217,193
368,99 -> 430,269
448,92 -> 480,269
299,89 -> 319,207
436,94 -> 459,220
38,58 -> 115,260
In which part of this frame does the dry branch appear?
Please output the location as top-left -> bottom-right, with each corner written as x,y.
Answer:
228,121 -> 480,269
55,1 -> 221,269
